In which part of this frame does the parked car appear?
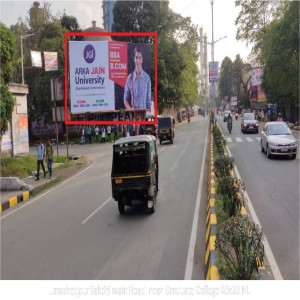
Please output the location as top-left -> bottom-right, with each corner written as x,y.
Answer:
223,111 -> 231,122
241,113 -> 259,133
261,122 -> 297,159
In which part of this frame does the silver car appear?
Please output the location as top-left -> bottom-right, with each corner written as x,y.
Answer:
261,122 -> 297,159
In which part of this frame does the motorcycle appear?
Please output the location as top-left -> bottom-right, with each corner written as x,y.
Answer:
227,120 -> 232,134
235,113 -> 238,120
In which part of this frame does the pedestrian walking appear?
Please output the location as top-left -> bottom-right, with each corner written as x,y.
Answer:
258,110 -> 262,122
126,125 -> 130,137
46,139 -> 53,179
87,125 -> 92,143
95,125 -> 100,143
107,125 -> 111,142
101,126 -> 106,143
80,126 -> 85,144
261,110 -> 264,122
36,139 -> 46,181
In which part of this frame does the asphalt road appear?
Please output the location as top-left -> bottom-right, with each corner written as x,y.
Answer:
217,115 -> 299,280
1,115 -> 209,280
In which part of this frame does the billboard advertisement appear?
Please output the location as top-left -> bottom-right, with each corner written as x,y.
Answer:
69,41 -> 151,114
251,68 -> 266,103
209,61 -> 219,83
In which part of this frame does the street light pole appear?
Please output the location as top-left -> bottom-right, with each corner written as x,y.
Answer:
210,0 -> 216,127
21,34 -> 35,84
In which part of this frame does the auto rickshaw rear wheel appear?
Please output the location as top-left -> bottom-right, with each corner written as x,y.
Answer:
118,199 -> 125,214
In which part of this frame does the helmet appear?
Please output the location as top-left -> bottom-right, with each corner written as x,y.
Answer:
278,113 -> 282,117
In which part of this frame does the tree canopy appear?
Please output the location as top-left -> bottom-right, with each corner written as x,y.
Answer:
261,1 -> 299,104
218,57 -> 233,102
0,23 -> 17,139
112,0 -> 199,113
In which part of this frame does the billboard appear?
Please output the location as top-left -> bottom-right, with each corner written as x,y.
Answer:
69,41 -> 151,114
251,68 -> 266,103
209,61 -> 219,83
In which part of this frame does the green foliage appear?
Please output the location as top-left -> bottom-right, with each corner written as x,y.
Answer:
216,215 -> 264,280
30,22 -> 66,116
0,23 -> 17,139
214,155 -> 234,178
1,154 -> 68,178
235,0 -> 286,57
232,55 -> 251,109
112,1 -> 199,112
0,23 -> 17,83
261,1 -> 299,103
217,176 -> 245,217
213,126 -> 227,157
218,57 -> 233,102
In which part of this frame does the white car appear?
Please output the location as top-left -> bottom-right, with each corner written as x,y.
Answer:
261,122 -> 297,159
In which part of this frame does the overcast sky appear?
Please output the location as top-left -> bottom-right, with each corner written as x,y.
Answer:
0,0 -> 252,64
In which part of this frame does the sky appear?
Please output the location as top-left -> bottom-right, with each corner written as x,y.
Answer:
0,0 -> 252,64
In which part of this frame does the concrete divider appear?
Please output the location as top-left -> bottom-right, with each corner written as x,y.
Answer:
205,133 -> 219,280
216,121 -> 266,279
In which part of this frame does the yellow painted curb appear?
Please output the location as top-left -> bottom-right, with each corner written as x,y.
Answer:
210,214 -> 217,225
241,206 -> 247,216
210,266 -> 219,280
23,191 -> 30,201
9,196 -> 18,208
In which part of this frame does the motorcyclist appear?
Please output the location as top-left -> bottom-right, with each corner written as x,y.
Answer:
227,113 -> 233,133
235,110 -> 238,120
187,112 -> 191,123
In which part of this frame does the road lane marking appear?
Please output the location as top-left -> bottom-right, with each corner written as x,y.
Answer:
236,137 -> 243,142
81,197 -> 112,225
218,125 -> 283,280
184,119 -> 209,280
226,137 -> 232,143
0,162 -> 96,220
245,137 -> 254,142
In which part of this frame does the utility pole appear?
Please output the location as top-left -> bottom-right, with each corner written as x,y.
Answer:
210,0 -> 215,127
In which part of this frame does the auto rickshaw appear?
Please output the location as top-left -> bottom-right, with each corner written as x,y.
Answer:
144,114 -> 157,138
157,115 -> 175,145
111,135 -> 158,214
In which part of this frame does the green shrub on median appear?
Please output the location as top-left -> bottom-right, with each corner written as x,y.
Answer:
213,125 -> 226,156
214,156 -> 234,178
217,176 -> 245,218
215,215 -> 264,280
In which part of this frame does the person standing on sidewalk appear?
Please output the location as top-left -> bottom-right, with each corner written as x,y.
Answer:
101,126 -> 106,143
46,139 -> 53,179
80,126 -> 85,144
114,125 -> 118,142
95,125 -> 100,143
87,125 -> 92,143
36,139 -> 46,181
107,125 -> 111,142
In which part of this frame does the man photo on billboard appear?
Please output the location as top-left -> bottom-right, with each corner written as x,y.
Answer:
123,45 -> 151,110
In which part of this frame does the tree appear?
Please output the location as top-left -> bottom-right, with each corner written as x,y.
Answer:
218,57 -> 233,103
31,22 -> 67,117
261,1 -> 299,120
0,23 -> 17,140
112,1 -> 199,112
232,55 -> 251,109
235,0 -> 286,57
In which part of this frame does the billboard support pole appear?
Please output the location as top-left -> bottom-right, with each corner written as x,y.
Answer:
53,81 -> 59,163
